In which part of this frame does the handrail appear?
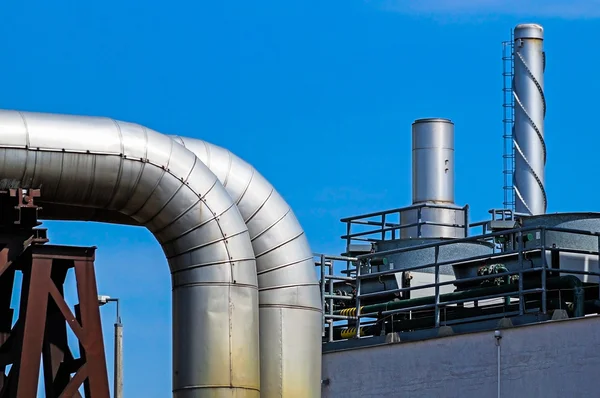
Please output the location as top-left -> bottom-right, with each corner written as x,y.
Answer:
316,224 -> 600,343
357,225 -> 600,260
340,203 -> 465,222
341,203 -> 469,245
341,220 -> 466,240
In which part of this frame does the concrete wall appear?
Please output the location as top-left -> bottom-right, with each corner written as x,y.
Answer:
322,315 -> 600,398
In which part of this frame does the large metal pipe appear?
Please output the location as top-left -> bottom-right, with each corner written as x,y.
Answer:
171,137 -> 322,397
0,110 -> 261,397
412,118 -> 455,205
513,23 -> 546,215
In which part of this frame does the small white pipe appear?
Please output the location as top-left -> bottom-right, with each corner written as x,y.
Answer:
495,330 -> 502,398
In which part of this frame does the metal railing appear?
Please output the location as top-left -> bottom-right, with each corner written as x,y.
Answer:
315,254 -> 359,342
316,224 -> 600,342
340,203 -> 469,249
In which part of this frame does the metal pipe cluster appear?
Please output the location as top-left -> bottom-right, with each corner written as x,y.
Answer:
0,109 -> 321,397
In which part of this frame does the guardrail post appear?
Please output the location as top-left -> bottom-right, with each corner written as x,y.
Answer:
417,206 -> 423,238
328,260 -> 334,343
541,228 -> 547,315
320,254 -> 326,337
355,260 -> 362,338
434,245 -> 441,328
345,222 -> 351,257
517,231 -> 524,315
463,204 -> 469,237
398,210 -> 402,240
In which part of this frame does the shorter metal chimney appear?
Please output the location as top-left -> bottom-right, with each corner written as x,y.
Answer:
400,118 -> 466,239
412,118 -> 455,204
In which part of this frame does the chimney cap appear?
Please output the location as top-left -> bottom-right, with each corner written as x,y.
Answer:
413,118 -> 453,125
514,23 -> 544,40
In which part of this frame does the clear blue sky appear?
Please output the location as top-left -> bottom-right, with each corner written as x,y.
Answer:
0,1 -> 598,396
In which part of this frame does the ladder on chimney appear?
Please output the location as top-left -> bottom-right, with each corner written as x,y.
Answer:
502,32 -> 515,212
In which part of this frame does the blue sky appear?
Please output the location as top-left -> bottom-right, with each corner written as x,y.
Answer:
0,0 -> 599,396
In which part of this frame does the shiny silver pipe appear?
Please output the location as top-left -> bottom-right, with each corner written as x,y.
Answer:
0,110 -> 260,397
172,137 -> 322,398
403,119 -> 465,239
513,23 -> 546,215
411,118 -> 455,205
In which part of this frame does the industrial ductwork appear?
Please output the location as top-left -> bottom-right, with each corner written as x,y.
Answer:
0,109 -> 321,397
171,137 -> 322,397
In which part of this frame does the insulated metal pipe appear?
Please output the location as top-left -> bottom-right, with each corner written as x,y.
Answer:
0,110 -> 261,397
513,23 -> 546,215
171,137 -> 322,398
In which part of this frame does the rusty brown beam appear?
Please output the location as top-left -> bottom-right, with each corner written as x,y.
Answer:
0,188 -> 110,398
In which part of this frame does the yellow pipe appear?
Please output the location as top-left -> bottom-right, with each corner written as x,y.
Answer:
340,327 -> 364,339
339,306 -> 363,316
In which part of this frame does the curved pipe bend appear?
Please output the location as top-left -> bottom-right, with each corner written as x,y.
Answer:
173,137 -> 322,398
0,109 -> 323,398
0,110 -> 260,397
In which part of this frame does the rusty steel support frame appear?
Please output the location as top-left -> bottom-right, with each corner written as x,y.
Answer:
0,188 -> 110,398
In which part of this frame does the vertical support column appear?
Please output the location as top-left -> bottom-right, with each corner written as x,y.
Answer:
17,258 -> 52,396
328,262 -> 334,343
597,235 -> 600,301
517,231 -> 524,315
355,260 -> 361,338
434,246 -> 441,328
114,322 -> 123,398
0,248 -> 14,391
10,245 -> 111,398
541,228 -> 547,315
73,253 -> 111,397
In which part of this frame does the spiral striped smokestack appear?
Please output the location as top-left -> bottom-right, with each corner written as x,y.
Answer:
513,23 -> 547,215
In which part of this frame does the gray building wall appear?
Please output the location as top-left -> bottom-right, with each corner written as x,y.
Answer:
322,315 -> 600,398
